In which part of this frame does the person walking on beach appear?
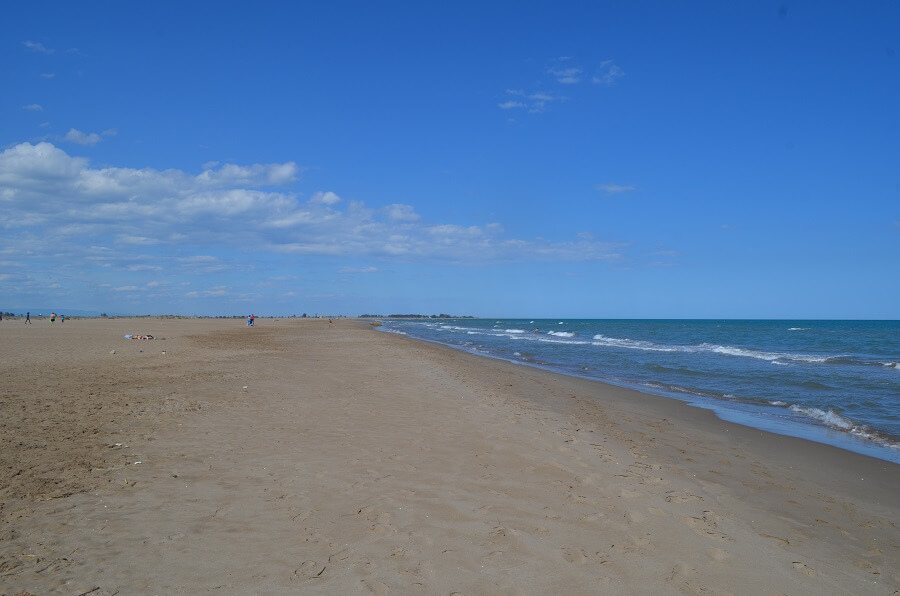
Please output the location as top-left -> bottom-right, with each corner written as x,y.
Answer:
50,312 -> 56,323
25,311 -> 31,324
61,314 -> 65,323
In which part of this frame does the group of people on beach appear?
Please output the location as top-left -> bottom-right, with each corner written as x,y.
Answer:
2,311 -> 64,323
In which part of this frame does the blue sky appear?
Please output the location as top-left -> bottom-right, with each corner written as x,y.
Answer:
1,2 -> 898,318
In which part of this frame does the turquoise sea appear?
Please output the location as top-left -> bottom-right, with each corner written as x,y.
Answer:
379,319 -> 900,463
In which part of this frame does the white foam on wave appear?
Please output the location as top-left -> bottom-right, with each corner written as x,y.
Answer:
439,325 -> 471,331
788,327 -> 811,331
592,334 -> 678,352
787,405 -> 897,449
547,331 -> 575,337
505,329 -> 526,334
589,333 -> 832,365
540,337 -> 590,345
706,344 -> 829,364
790,405 -> 854,430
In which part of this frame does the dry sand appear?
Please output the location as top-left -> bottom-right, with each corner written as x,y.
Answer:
0,317 -> 897,595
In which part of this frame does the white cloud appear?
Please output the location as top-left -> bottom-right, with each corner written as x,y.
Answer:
23,40 -> 53,54
596,183 -> 636,194
310,191 -> 341,205
186,286 -> 228,298
499,89 -> 563,114
197,161 -> 299,186
548,65 -> 582,84
40,72 -> 55,79
0,142 -> 627,273
385,203 -> 419,221
127,264 -> 163,271
502,57 -> 622,116
23,104 -> 44,111
114,285 -> 140,291
593,60 -> 624,85
64,128 -> 102,146
339,266 -> 378,273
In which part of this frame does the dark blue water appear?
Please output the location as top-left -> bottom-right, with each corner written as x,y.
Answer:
380,319 -> 900,463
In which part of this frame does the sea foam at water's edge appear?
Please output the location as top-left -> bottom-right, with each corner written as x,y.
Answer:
379,319 -> 900,463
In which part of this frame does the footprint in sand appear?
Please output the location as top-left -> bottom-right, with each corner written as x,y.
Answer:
665,491 -> 703,504
293,560 -> 326,580
669,561 -> 696,582
852,558 -> 881,576
362,578 -> 392,594
625,509 -> 646,523
792,561 -> 816,577
562,547 -> 610,565
683,511 -> 732,542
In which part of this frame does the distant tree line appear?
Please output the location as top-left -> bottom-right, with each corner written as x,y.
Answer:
359,314 -> 474,319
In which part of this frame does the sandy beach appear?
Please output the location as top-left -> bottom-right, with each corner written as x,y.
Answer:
1,317 -> 897,595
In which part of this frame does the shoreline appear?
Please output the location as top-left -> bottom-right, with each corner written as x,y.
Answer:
378,319 -> 900,464
1,318 -> 897,593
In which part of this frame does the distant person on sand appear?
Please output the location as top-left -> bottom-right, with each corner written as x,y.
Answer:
61,314 -> 65,323
25,311 -> 31,324
50,312 -> 56,323
329,318 -> 333,327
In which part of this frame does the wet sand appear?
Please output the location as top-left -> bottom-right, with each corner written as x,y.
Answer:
1,317 -> 897,594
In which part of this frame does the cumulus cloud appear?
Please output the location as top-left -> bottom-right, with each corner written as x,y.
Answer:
310,191 -> 341,205
0,142 -> 626,281
64,128 -> 102,145
385,203 -> 419,221
23,104 -> 44,111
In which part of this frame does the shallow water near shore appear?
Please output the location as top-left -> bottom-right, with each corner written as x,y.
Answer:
381,319 -> 900,463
